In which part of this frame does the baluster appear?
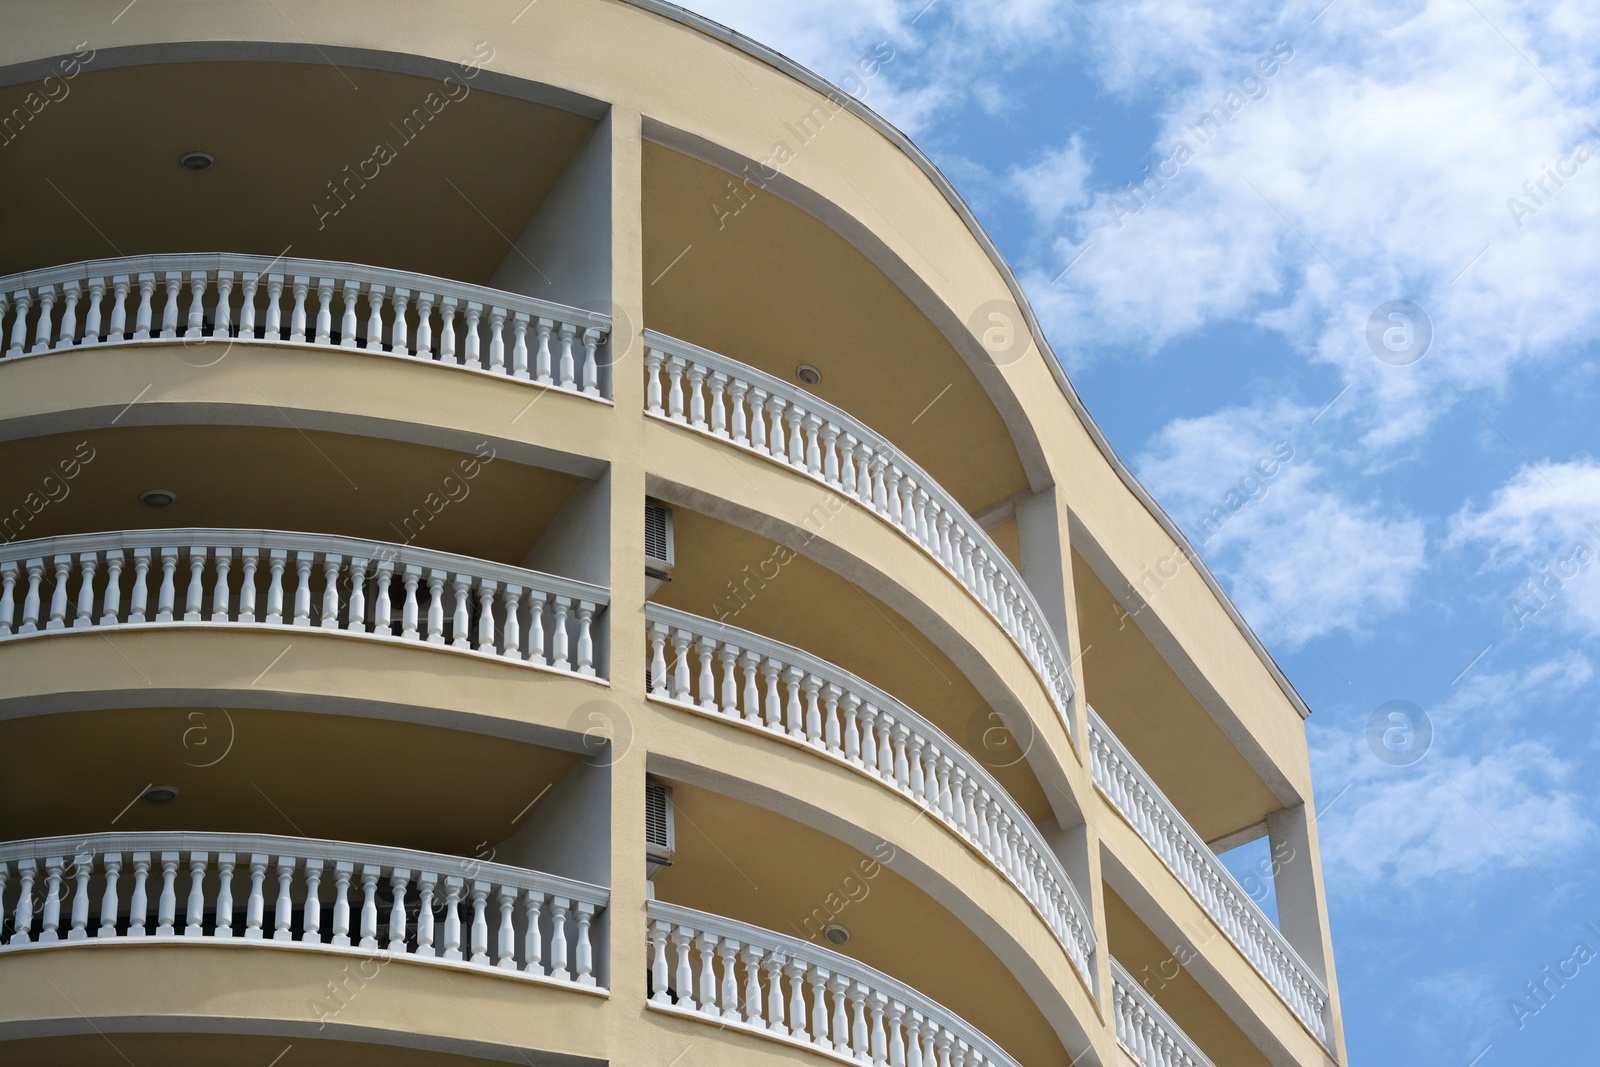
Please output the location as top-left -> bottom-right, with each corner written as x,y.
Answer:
468,880 -> 490,963
548,895 -> 572,980
272,857 -> 295,940
644,348 -> 665,413
802,675 -> 823,744
57,280 -> 81,348
718,643 -> 740,714
533,318 -> 554,384
742,944 -> 765,1025
761,659 -> 783,730
106,275 -> 131,342
441,876 -> 464,960
766,395 -> 788,458
12,859 -> 36,943
463,301 -> 483,367
364,283 -> 385,349
669,923 -> 696,1009
495,883 -> 517,969
83,278 -> 105,345
130,274 -> 159,340
649,918 -> 671,1002
906,1011 -> 926,1067
524,889 -> 546,975
64,852 -> 90,939
557,322 -> 577,388
665,355 -> 686,420
706,937 -> 736,1020
287,552 -> 312,626
183,271 -> 207,339
98,853 -> 122,936
239,273 -> 260,339
389,288 -> 411,352
285,276 -> 310,342
125,549 -> 151,624
387,868 -> 409,951
501,585 -> 523,659
370,558 -> 393,635
647,622 -> 669,693
46,554 -> 71,629
574,901 -> 596,985
153,547 -> 178,622
417,292 -> 438,356
526,590 -> 547,665
786,958 -> 809,1042
73,552 -> 97,628
425,570 -> 446,643
360,866 -> 381,949
687,364 -> 708,428
213,854 -> 232,936
811,965 -> 833,1049
694,635 -> 718,709
550,596 -> 571,671
439,296 -> 459,363
830,974 -> 854,1055
885,467 -> 904,527
0,561 -> 14,635
156,274 -> 182,339
401,564 -> 421,640
154,853 -> 179,936
300,859 -> 322,943
320,555 -> 342,630
210,550 -> 232,621
19,558 -> 44,633
748,386 -> 769,453
346,557 -> 367,632
415,873 -> 437,956
783,667 -> 804,737
705,372 -> 729,435
868,993 -> 889,1067
763,952 -> 788,1036
838,433 -> 859,498
694,928 -> 719,1014
890,723 -> 912,790
511,313 -> 530,378
728,379 -> 750,445
576,601 -> 596,676
740,650 -> 762,723
237,550 -> 259,623
339,280 -> 359,347
330,862 -> 353,946
183,547 -> 205,621
859,704 -> 880,774
487,307 -> 506,372
39,856 -> 64,942
450,573 -> 471,648
581,326 -> 601,396
184,852 -> 208,936
30,285 -> 58,353
803,413 -> 823,475
5,290 -> 31,355
214,271 -> 234,338
263,274 -> 286,340
823,684 -> 843,755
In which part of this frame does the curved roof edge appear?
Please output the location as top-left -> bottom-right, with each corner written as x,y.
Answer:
631,0 -> 1313,722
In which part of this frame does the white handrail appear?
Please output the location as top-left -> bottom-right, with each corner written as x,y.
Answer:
1089,709 -> 1329,1042
642,329 -> 1075,732
0,252 -> 613,399
0,527 -> 609,678
647,899 -> 1021,1067
0,831 -> 610,989
1111,959 -> 1217,1067
644,603 -> 1093,979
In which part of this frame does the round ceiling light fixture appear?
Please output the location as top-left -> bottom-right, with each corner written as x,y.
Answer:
795,363 -> 822,386
179,151 -> 215,172
823,923 -> 850,946
139,488 -> 177,508
142,785 -> 181,804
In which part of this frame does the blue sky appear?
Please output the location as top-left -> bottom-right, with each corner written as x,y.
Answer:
684,2 -> 1600,1062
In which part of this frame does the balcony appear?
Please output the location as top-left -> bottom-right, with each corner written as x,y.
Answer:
642,330 -> 1074,730
1111,959 -> 1216,1067
1089,710 -> 1328,1044
644,603 -> 1093,982
0,831 -> 610,991
0,528 -> 610,679
0,253 -> 614,399
647,900 -> 1023,1067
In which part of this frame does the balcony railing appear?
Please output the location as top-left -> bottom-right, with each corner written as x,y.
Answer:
642,331 -> 1074,730
0,832 -> 610,989
644,604 -> 1093,980
0,253 -> 613,399
1111,959 -> 1216,1067
0,528 -> 609,678
647,900 -> 1021,1067
1089,710 -> 1329,1043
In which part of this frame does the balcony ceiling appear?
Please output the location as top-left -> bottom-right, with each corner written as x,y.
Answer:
0,61 -> 597,282
0,425 -> 581,566
0,1031 -> 535,1066
0,707 -> 579,856
641,143 -> 1032,518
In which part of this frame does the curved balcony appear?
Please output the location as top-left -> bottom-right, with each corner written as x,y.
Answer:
0,253 -> 614,399
647,899 -> 1022,1067
642,331 -> 1074,732
0,831 -> 610,990
1111,959 -> 1216,1067
1089,710 -> 1328,1043
0,528 -> 609,678
644,604 -> 1093,981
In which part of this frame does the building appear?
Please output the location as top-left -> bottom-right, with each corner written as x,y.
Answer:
0,3 -> 1345,1065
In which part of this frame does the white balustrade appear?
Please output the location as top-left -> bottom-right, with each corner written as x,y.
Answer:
1089,710 -> 1329,1043
642,330 -> 1073,730
0,528 -> 608,679
0,832 -> 609,988
0,253 -> 613,399
647,900 -> 1023,1067
1111,959 -> 1217,1067
644,604 -> 1093,979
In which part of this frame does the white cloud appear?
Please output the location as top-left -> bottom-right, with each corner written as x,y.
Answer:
1009,135 -> 1093,224
1136,402 -> 1427,645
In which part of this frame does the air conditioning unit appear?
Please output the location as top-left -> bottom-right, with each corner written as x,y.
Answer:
645,780 -> 675,876
645,500 -> 675,597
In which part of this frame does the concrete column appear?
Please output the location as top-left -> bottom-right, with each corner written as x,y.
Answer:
1266,802 -> 1328,979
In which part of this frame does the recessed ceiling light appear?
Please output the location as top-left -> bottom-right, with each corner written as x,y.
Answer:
823,923 -> 850,946
142,785 -> 180,804
139,488 -> 177,508
795,364 -> 822,386
179,151 -> 214,172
